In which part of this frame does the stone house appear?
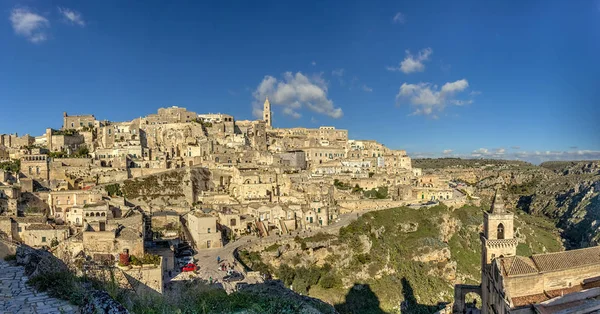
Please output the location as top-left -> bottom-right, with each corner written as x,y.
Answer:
19,224 -> 69,247
82,212 -> 145,258
48,190 -> 103,224
185,211 -> 222,249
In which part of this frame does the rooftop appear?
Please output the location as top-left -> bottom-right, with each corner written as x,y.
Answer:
532,246 -> 600,273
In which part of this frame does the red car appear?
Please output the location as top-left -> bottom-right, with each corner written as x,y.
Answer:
182,263 -> 197,272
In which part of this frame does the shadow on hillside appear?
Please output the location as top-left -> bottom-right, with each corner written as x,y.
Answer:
334,278 -> 443,314
335,283 -> 386,314
400,277 -> 441,314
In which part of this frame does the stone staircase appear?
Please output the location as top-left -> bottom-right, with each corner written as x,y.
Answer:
0,260 -> 78,314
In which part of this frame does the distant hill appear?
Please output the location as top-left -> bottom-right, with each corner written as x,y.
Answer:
412,158 -> 532,169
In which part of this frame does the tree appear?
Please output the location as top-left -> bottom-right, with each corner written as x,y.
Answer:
278,264 -> 295,286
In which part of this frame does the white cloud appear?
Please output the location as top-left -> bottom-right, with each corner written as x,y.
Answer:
392,12 -> 406,24
361,85 -> 373,92
416,149 -> 600,164
443,149 -> 453,155
387,48 -> 433,74
396,79 -> 471,117
282,107 -> 302,119
58,7 -> 85,26
332,68 -> 344,77
253,72 -> 343,119
311,61 -> 316,66
9,8 -> 50,43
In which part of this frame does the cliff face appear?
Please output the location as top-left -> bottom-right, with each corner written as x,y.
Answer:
517,161 -> 600,248
119,167 -> 211,208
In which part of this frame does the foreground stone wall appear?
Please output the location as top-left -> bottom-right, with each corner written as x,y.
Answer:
14,245 -> 129,313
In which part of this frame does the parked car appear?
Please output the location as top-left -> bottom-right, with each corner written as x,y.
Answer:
223,272 -> 244,283
182,263 -> 197,272
177,256 -> 194,267
176,249 -> 194,257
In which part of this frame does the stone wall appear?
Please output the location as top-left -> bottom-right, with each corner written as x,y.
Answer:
0,237 -> 18,259
337,199 -> 406,212
122,261 -> 164,295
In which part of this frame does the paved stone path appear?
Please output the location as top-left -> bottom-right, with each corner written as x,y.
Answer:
0,261 -> 78,314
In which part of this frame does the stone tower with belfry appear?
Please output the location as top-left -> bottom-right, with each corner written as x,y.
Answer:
480,188 -> 518,313
263,97 -> 272,128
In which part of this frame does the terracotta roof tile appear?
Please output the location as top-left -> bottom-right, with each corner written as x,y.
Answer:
512,293 -> 548,307
503,256 -> 539,276
532,246 -> 600,272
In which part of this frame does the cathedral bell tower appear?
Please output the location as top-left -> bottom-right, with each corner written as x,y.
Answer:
263,97 -> 272,128
480,188 -> 518,314
481,189 -> 517,267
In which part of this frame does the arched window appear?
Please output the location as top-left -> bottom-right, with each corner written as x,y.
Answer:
96,212 -> 100,217
497,223 -> 505,239
101,212 -> 105,216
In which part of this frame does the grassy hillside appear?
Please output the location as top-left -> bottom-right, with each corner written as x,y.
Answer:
249,204 -> 563,314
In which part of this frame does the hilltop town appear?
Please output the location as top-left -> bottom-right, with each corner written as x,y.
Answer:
1,100 -> 599,314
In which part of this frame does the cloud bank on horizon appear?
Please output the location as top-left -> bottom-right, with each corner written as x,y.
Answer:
414,149 -> 600,164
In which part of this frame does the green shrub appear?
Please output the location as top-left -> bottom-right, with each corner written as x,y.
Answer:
27,272 -> 85,305
4,254 -> 16,261
318,273 -> 340,289
0,159 -> 20,173
355,253 -> 371,265
265,243 -> 280,252
277,264 -> 296,286
105,183 -> 123,197
300,241 -> 308,251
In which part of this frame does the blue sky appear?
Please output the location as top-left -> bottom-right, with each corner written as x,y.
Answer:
1,0 -> 599,163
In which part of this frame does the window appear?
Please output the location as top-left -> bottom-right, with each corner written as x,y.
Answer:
42,237 -> 46,243
317,208 -> 321,213
18,227 -> 22,232
71,122 -> 74,127
497,223 -> 505,239
207,228 -> 211,233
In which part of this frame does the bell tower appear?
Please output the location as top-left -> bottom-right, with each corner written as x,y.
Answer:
263,97 -> 272,128
480,188 -> 518,314
481,189 -> 517,266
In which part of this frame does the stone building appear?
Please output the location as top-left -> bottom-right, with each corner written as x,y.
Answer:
0,133 -> 34,149
62,112 -> 97,130
453,190 -> 600,314
48,190 -> 103,224
82,211 -> 145,258
276,150 -> 307,170
263,97 -> 272,127
185,211 -> 222,249
20,154 -> 49,182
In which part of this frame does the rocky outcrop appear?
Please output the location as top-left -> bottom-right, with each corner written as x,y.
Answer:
398,222 -> 418,233
16,245 -> 69,277
412,247 -> 451,263
438,215 -> 460,243
81,290 -> 129,314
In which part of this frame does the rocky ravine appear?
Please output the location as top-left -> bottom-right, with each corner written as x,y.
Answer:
428,160 -> 599,249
